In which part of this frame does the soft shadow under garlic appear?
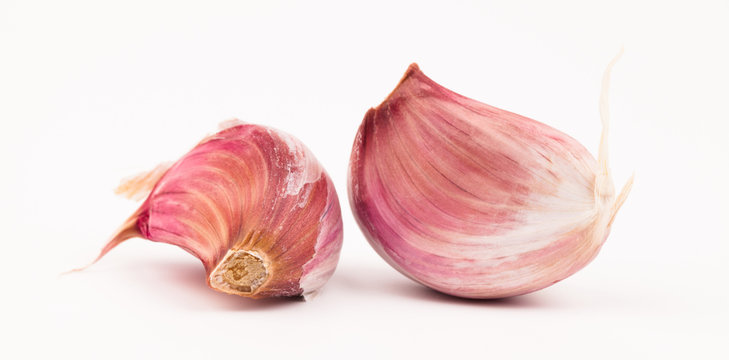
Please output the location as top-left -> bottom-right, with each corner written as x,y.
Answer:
111,258 -> 304,311
398,284 -> 560,308
331,263 -> 560,308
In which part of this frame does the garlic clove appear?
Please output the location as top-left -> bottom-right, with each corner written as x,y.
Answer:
348,58 -> 632,299
87,121 -> 343,300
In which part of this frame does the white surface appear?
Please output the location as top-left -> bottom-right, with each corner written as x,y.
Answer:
2,0 -> 728,358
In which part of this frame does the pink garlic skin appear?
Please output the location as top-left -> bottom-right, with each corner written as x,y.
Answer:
348,63 -> 629,299
98,123 -> 343,299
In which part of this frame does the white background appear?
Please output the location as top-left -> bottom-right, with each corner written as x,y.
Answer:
2,0 -> 728,358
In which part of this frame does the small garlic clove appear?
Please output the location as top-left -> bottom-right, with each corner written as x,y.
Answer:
88,122 -> 343,299
348,58 -> 632,299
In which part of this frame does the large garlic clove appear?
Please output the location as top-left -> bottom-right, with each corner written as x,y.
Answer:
89,122 -> 343,299
348,58 -> 632,299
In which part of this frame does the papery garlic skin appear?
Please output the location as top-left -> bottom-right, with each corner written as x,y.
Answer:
348,61 -> 632,299
93,122 -> 343,299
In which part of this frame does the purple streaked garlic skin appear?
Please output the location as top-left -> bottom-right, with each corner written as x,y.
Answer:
348,57 -> 632,299
88,122 -> 343,300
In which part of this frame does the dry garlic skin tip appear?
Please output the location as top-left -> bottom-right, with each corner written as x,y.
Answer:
93,123 -> 343,300
348,62 -> 631,299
